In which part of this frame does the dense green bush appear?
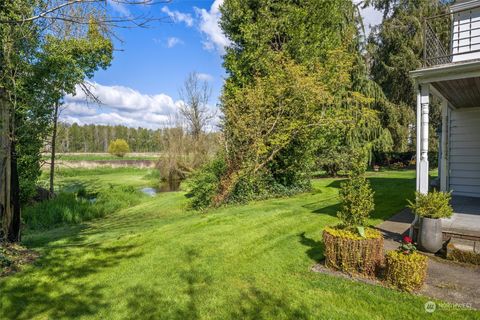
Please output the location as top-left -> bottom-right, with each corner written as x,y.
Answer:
323,227 -> 384,276
23,185 -> 141,230
337,176 -> 375,228
186,156 -> 228,211
385,250 -> 428,292
108,139 -> 130,157
407,190 -> 453,219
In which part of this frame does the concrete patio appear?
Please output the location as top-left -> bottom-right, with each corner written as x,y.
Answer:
377,210 -> 480,309
442,196 -> 480,240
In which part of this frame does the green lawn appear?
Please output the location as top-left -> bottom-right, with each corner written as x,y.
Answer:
1,169 -> 477,319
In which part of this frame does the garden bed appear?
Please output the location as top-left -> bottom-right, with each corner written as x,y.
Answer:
0,243 -> 39,277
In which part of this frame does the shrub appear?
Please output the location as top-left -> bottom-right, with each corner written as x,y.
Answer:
385,250 -> 428,292
337,176 -> 375,228
108,139 -> 130,157
323,227 -> 384,276
407,190 -> 453,219
186,156 -> 228,211
389,162 -> 405,170
447,243 -> 480,265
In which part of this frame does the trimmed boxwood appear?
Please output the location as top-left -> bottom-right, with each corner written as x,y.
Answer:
385,250 -> 428,292
323,227 -> 384,276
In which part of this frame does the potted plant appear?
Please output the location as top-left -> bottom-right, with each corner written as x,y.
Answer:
407,190 -> 453,253
385,236 -> 428,292
323,172 -> 383,276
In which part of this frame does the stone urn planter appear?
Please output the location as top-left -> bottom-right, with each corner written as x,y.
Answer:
408,190 -> 453,254
419,217 -> 443,253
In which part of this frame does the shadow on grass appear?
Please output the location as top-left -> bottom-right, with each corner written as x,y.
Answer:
124,245 -> 309,320
0,236 -> 143,319
125,247 -> 211,320
298,232 -> 324,262
229,286 -> 309,319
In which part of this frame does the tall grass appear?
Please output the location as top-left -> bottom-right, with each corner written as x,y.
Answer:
23,185 -> 142,230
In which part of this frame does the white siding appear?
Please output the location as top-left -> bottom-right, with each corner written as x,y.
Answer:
449,107 -> 480,197
451,7 -> 480,62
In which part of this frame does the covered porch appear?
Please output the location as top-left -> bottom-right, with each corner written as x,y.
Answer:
410,61 -> 480,242
409,0 -> 480,243
406,60 -> 480,240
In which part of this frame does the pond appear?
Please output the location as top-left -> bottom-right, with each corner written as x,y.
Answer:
141,187 -> 157,196
140,180 -> 181,196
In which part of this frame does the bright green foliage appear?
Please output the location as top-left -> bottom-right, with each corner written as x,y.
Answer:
407,190 -> 453,219
186,156 -> 227,211
108,139 -> 130,158
323,226 -> 382,240
189,0 -> 386,208
23,185 -> 141,230
337,176 -> 375,227
323,226 -> 384,276
385,250 -> 428,292
0,6 -> 113,204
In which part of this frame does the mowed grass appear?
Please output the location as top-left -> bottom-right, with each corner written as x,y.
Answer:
1,169 -> 477,319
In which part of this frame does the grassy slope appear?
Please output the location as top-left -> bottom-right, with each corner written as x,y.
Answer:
0,170 -> 476,319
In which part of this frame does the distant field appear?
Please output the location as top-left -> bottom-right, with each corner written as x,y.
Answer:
42,152 -> 162,161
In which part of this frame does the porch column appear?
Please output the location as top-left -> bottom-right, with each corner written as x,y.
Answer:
416,84 -> 429,194
440,99 -> 449,191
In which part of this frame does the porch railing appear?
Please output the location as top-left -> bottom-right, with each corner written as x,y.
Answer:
423,3 -> 480,67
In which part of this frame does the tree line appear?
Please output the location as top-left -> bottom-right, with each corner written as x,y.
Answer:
53,123 -> 165,153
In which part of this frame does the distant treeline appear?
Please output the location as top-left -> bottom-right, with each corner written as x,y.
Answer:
54,123 -> 164,153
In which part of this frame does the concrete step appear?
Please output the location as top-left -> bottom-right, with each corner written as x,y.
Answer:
446,237 -> 480,265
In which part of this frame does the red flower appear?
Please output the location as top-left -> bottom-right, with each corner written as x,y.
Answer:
403,235 -> 413,244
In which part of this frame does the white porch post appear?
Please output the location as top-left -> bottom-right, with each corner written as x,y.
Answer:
440,99 -> 449,191
417,84 -> 430,194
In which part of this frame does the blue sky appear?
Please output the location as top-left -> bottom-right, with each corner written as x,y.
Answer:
62,0 -> 381,129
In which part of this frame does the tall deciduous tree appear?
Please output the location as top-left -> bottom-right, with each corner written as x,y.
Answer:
178,72 -> 213,140
192,0 -> 386,207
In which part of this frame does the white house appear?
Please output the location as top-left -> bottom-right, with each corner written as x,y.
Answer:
410,0 -> 480,241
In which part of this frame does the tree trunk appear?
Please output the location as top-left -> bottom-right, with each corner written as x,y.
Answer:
0,88 -> 21,242
49,102 -> 59,195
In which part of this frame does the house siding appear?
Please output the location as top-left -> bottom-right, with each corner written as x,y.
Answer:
449,107 -> 480,197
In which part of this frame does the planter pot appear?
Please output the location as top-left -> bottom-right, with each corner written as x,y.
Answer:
323,227 -> 384,276
419,217 -> 443,253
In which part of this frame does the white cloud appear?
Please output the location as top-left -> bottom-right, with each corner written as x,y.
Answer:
197,73 -> 213,81
161,6 -> 194,27
166,37 -> 184,48
194,0 -> 231,53
62,82 -> 184,129
109,2 -> 131,17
